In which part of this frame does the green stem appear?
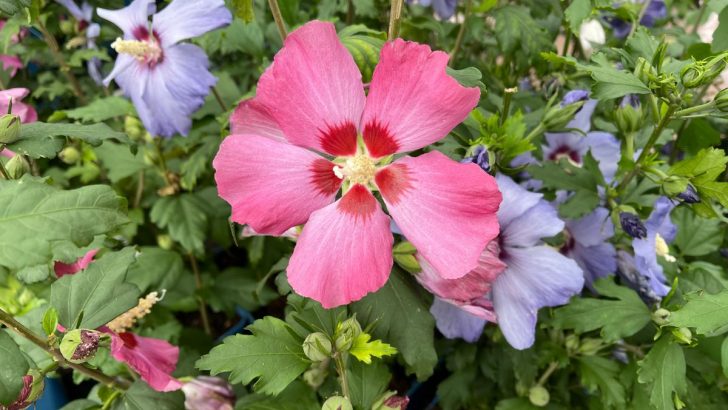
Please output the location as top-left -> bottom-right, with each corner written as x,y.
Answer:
0,145 -> 10,180
153,138 -> 173,187
334,353 -> 350,399
691,3 -> 707,35
524,123 -> 546,142
537,362 -> 559,386
500,87 -> 517,126
648,95 -> 660,123
0,309 -> 130,390
211,86 -> 227,112
188,254 -> 212,336
388,0 -> 404,40
267,0 -> 288,42
562,30 -> 571,57
449,0 -> 472,65
624,132 -> 635,162
37,21 -> 86,104
616,105 -> 676,192
629,0 -> 652,38
673,101 -> 714,118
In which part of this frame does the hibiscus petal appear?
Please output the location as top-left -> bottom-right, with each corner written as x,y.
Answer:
213,134 -> 340,236
569,99 -> 598,133
98,0 -> 154,37
230,98 -> 286,142
585,131 -> 621,182
152,0 -> 232,47
288,185 -> 393,308
570,242 -> 617,287
430,297 -> 487,343
502,201 -> 563,248
360,39 -> 480,157
495,174 -> 543,228
493,246 -> 584,349
110,332 -> 182,392
256,21 -> 365,156
567,207 -> 613,247
377,152 -> 501,279
54,249 -> 99,277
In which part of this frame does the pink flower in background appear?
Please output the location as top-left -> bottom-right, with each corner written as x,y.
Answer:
106,329 -> 182,392
0,88 -> 37,123
0,55 -> 22,77
214,21 -> 501,308
54,249 -> 98,277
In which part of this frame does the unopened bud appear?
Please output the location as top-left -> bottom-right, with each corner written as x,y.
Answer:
156,234 -> 174,250
373,391 -> 410,410
59,146 -> 81,164
394,253 -> 421,274
615,96 -> 642,135
181,376 -> 235,410
634,57 -> 656,84
672,327 -> 692,345
8,371 -> 44,410
528,385 -> 550,407
542,101 -> 584,131
0,114 -> 21,144
124,116 -> 145,141
461,145 -> 490,172
303,332 -> 332,362
5,154 -> 29,179
714,88 -> 728,112
564,334 -> 579,353
652,308 -> 670,325
578,338 -> 603,356
676,184 -> 700,204
60,329 -> 102,363
681,54 -> 727,88
334,317 -> 362,352
322,396 -> 353,410
619,212 -> 647,239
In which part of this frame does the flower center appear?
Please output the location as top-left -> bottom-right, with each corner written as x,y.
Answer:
654,233 -> 676,262
111,37 -> 163,65
334,154 -> 377,186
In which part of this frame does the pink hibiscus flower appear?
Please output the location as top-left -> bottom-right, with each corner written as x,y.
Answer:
213,21 -> 501,308
0,88 -> 37,123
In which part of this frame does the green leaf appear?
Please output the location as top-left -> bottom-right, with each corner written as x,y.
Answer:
527,157 -> 601,218
62,97 -> 135,123
9,122 -> 132,158
552,277 -> 651,342
348,360 -> 391,410
0,179 -> 129,272
676,119 -> 721,155
150,194 -> 208,254
59,399 -> 101,410
0,0 -> 30,16
672,207 -> 723,256
564,0 -> 592,33
95,142 -> 146,183
349,333 -> 397,364
446,66 -> 486,91
669,290 -> 728,336
711,6 -> 728,52
51,248 -> 140,330
578,356 -> 627,408
116,380 -> 184,410
721,337 -> 728,378
637,337 -> 686,410
339,25 -> 385,83
125,247 -> 184,294
492,6 -> 554,65
588,53 -> 652,99
0,330 -> 29,406
231,0 -> 254,23
234,381 -> 319,410
42,307 -> 58,336
196,316 -> 309,395
351,269 -> 437,380
669,148 -> 728,185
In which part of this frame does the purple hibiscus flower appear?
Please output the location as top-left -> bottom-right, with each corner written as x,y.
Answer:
418,174 -> 584,349
56,0 -> 103,84
631,196 -> 677,298
561,207 -> 617,288
610,0 -> 667,39
98,0 -> 232,137
409,0 -> 458,20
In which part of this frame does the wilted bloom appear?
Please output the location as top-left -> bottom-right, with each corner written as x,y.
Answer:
609,0 -> 667,39
579,19 -> 605,58
6,373 -> 43,410
421,175 -> 584,348
562,207 -> 617,288
632,197 -> 676,298
373,392 -> 410,410
60,329 -> 102,363
54,249 -> 98,277
676,184 -> 700,203
56,0 -> 103,84
182,376 -> 235,410
99,0 -> 232,137
619,212 -> 647,239
408,0 -> 458,20
0,88 -> 37,123
214,21 -> 501,308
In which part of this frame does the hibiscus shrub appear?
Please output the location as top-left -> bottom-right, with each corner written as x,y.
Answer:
1,0 -> 728,409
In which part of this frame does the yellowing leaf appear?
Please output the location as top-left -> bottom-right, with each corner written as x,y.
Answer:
349,333 -> 397,364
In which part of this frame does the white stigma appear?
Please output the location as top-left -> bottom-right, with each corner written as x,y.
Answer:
654,233 -> 676,262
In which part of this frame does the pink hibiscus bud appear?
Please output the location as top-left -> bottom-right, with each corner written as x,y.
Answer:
181,376 -> 235,410
373,391 -> 410,410
6,371 -> 44,410
60,329 -> 104,364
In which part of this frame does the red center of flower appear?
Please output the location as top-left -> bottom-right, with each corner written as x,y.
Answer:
548,145 -> 581,164
128,26 -> 164,67
118,332 -> 138,349
375,164 -> 412,205
363,120 -> 399,158
319,122 -> 358,156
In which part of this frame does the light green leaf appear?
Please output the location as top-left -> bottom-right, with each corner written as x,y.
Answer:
339,25 -> 385,83
50,248 -> 140,330
8,122 -> 132,158
231,0 -> 254,22
669,290 -> 728,336
351,269 -> 437,380
721,337 -> 728,378
196,316 -> 309,395
492,6 -> 554,64
349,333 -> 397,364
0,330 -> 29,406
348,360 -> 390,410
42,307 -> 58,336
637,337 -> 686,410
672,207 -> 723,256
552,277 -> 651,342
117,380 -> 184,410
578,356 -> 627,408
63,97 -> 134,123
0,0 -> 30,16
711,6 -> 728,52
0,179 -> 128,272
564,0 -> 592,33
150,194 -> 208,254
95,142 -> 146,183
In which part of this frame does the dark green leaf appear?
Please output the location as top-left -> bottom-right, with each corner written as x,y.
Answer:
235,381 -> 319,410
578,356 -> 627,408
116,380 -> 184,410
637,337 -> 686,410
669,290 -> 728,336
0,330 -> 29,406
672,207 -> 723,257
564,0 -> 592,33
348,360 -> 390,410
9,122 -> 132,158
711,6 -> 728,52
63,97 -> 134,123
150,194 -> 208,254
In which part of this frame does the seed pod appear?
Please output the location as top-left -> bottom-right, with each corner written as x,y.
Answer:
528,385 -> 550,407
60,329 -> 102,364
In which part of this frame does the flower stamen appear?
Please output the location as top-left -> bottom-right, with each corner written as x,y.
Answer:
654,233 -> 676,262
111,37 -> 162,63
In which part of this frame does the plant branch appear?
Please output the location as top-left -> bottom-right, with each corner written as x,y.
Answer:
188,253 -> 212,336
629,0 -> 652,38
267,0 -> 288,42
0,308 -> 130,390
388,0 -> 405,40
334,353 -> 350,399
537,362 -> 559,386
0,146 -> 10,180
211,86 -> 227,112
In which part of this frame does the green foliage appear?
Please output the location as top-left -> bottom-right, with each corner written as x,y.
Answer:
711,6 -> 728,52
492,5 -> 554,68
670,148 -> 728,215
528,155 -> 602,218
552,277 -> 651,342
61,97 -> 135,123
349,332 -> 397,364
50,248 -> 140,330
673,207 -> 723,256
339,25 -> 385,83
578,356 -> 626,408
0,330 -> 28,406
669,290 -> 728,336
10,122 -> 132,159
348,360 -> 390,410
197,316 -> 309,395
637,337 -> 687,410
150,193 -> 209,254
115,380 -> 185,410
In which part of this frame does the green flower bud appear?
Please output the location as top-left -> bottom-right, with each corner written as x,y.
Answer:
634,57 -> 656,84
59,146 -> 81,164
5,154 -> 29,179
661,175 -> 689,197
713,88 -> 728,113
322,396 -> 353,410
0,114 -> 21,144
614,97 -> 643,136
157,234 -> 174,250
652,308 -> 670,325
542,101 -> 584,131
60,329 -> 102,364
303,362 -> 328,389
59,20 -> 75,35
124,116 -> 145,141
672,327 -> 692,345
578,338 -> 603,356
564,334 -> 579,353
528,385 -> 550,407
302,332 -> 332,362
334,317 -> 362,352
680,54 -> 727,89
372,391 -> 410,410
394,253 -> 421,274
392,241 -> 416,255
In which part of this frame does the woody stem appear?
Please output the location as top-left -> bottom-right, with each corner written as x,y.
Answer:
267,0 -> 288,42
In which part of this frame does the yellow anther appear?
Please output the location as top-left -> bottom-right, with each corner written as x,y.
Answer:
111,37 -> 162,62
341,154 -> 376,186
654,233 -> 676,262
106,290 -> 164,333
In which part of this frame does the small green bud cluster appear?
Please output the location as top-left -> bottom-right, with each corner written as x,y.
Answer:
680,53 -> 728,89
393,241 -> 420,274
542,100 -> 584,131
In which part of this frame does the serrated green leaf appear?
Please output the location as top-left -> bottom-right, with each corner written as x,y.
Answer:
51,248 -> 140,330
579,356 -> 627,408
349,332 -> 397,364
348,359 -> 390,410
8,122 -> 132,159
0,330 -> 29,406
150,194 -> 208,254
0,179 -> 129,272
564,0 -> 592,33
95,142 -> 146,183
63,97 -> 134,123
672,207 -> 723,256
669,148 -> 728,184
351,269 -> 437,380
492,6 -> 554,65
637,337 -> 686,410
552,277 -> 651,342
669,290 -> 728,336
117,380 -> 184,410
196,316 -> 309,395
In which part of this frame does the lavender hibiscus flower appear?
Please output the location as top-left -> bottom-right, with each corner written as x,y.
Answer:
409,0 -> 458,20
561,207 -> 617,288
610,0 -> 667,39
56,0 -> 103,84
418,174 -> 584,349
631,196 -> 677,298
98,0 -> 232,137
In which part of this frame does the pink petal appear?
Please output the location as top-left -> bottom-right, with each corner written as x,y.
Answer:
212,134 -> 341,235
288,185 -> 393,308
360,39 -> 480,157
376,151 -> 501,279
256,21 -> 365,156
0,88 -> 37,123
110,331 -> 182,392
54,249 -> 99,277
0,55 -> 22,77
0,149 -> 14,159
229,98 -> 286,142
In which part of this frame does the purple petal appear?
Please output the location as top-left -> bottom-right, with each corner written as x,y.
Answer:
569,242 -> 617,288
542,132 -> 587,162
561,90 -> 589,106
430,297 -> 487,343
646,196 -> 677,243
152,0 -> 232,47
502,201 -> 564,248
493,246 -> 584,349
585,131 -> 621,182
98,0 -> 155,37
568,99 -> 598,133
567,207 -> 613,247
432,0 -> 458,19
56,0 -> 85,21
495,174 -> 543,228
